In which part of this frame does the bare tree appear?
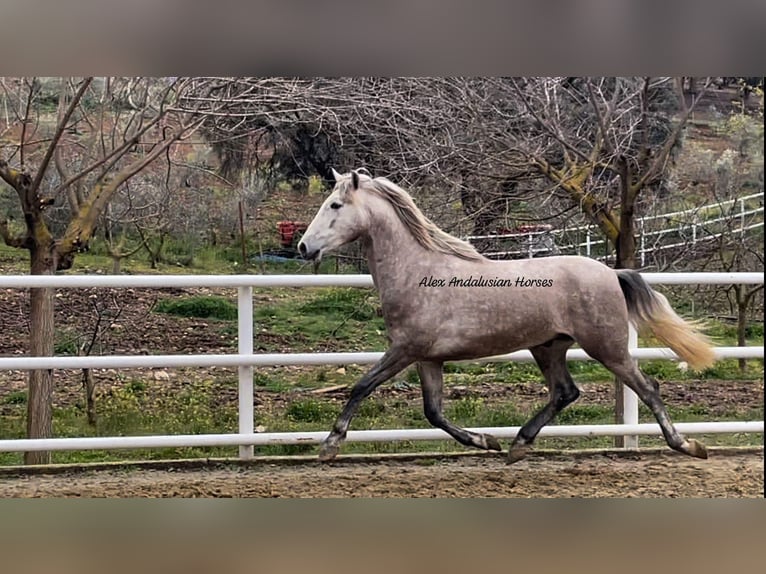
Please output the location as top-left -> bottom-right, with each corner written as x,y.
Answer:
696,143 -> 763,371
192,78 -> 713,252
56,290 -> 125,425
506,77 -> 716,269
0,77 -> 216,464
187,78 -> 539,237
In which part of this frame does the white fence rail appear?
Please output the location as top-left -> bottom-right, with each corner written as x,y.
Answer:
0,272 -> 763,459
467,192 -> 764,261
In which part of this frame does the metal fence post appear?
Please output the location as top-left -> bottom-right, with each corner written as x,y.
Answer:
623,324 -> 640,449
238,286 -> 254,459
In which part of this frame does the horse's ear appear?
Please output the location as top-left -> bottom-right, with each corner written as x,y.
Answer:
331,168 -> 342,182
351,171 -> 360,190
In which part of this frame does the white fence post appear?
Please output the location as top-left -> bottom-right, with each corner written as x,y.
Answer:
586,229 -> 591,257
238,286 -> 254,459
623,325 -> 640,448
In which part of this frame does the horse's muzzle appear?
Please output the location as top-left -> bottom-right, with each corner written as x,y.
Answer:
298,241 -> 319,261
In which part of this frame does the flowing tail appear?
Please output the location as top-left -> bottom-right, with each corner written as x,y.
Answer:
616,270 -> 716,371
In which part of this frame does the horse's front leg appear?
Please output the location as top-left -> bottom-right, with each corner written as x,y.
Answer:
318,347 -> 413,462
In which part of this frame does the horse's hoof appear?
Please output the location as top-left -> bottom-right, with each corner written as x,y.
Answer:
683,439 -> 708,459
318,442 -> 340,462
507,444 -> 530,465
483,434 -> 503,452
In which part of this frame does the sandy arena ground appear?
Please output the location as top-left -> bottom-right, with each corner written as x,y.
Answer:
0,449 -> 761,498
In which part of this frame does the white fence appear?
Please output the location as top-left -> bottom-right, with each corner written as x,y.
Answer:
467,192 -> 764,261
0,272 -> 763,460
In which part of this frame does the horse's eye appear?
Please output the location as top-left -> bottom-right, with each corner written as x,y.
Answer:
330,202 -> 342,210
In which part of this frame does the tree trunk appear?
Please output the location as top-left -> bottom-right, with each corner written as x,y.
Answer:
613,158 -> 638,446
25,245 -> 57,465
238,200 -> 248,268
736,287 -> 748,373
615,157 -> 637,270
83,368 -> 97,426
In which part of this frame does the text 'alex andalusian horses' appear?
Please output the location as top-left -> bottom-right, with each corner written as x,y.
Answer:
298,169 -> 716,463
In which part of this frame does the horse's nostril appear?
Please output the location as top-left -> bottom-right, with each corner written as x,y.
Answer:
298,242 -> 307,256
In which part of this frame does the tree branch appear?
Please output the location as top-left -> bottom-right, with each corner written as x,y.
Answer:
0,158 -> 24,189
511,79 -> 594,165
585,78 -> 614,156
633,77 -> 711,192
29,77 -> 93,195
50,114 -> 163,198
58,116 -> 205,255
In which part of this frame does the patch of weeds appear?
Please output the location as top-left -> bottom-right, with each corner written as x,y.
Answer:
154,296 -> 237,320
357,401 -> 386,419
643,360 -> 692,381
555,404 -> 613,424
253,371 -> 285,391
126,379 -> 147,395
97,386 -> 147,435
298,288 -> 376,320
702,358 -> 765,380
745,323 -> 763,339
567,361 -> 612,382
3,391 -> 27,405
494,362 -> 547,384
473,404 -> 528,428
447,397 -> 484,421
285,398 -> 337,423
54,330 -> 80,355
400,405 -> 427,426
405,368 -> 420,385
665,404 -> 711,420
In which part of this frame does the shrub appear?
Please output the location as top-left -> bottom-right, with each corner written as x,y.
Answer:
154,296 -> 237,320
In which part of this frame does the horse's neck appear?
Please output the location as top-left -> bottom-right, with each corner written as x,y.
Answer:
362,206 -> 426,290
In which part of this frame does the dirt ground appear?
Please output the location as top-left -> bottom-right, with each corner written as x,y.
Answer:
0,449 -> 761,498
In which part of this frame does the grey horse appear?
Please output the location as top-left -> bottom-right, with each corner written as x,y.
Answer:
298,169 -> 715,463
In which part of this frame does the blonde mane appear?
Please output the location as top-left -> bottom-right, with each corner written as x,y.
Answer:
352,175 -> 484,261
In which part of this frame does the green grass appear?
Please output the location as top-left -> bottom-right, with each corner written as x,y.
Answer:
0,379 -> 241,466
251,287 -> 387,352
155,295 -> 238,320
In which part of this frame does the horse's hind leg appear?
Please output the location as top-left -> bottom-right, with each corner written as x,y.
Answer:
583,344 -> 708,460
508,335 -> 580,464
417,361 -> 502,451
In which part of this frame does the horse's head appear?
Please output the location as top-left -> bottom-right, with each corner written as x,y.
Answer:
298,168 -> 372,261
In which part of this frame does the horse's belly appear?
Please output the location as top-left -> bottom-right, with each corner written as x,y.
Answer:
423,314 -> 557,361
